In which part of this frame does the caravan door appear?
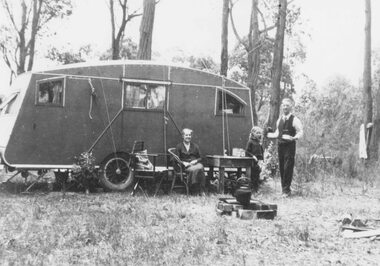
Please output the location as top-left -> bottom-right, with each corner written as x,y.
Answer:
121,79 -> 169,157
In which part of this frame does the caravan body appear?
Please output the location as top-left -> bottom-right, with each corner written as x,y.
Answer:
0,61 -> 253,189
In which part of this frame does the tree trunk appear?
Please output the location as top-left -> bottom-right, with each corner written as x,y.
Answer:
137,0 -> 155,60
110,0 -> 119,60
371,85 -> 380,160
246,0 -> 260,125
267,0 -> 287,129
220,0 -> 229,76
27,0 -> 41,71
363,0 -> 373,160
17,0 -> 28,74
110,0 -> 130,60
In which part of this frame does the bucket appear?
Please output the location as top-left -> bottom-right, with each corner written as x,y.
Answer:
235,186 -> 252,206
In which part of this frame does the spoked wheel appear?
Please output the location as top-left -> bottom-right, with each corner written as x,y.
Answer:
99,153 -> 134,191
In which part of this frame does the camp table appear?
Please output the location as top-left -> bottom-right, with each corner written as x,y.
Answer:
206,155 -> 255,194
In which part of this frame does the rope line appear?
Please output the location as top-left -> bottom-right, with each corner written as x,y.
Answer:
98,74 -> 118,160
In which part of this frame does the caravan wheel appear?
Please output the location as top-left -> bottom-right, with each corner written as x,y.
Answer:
99,153 -> 134,191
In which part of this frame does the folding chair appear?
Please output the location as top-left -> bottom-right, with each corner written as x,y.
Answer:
131,141 -> 161,196
131,140 -> 145,155
167,148 -> 189,195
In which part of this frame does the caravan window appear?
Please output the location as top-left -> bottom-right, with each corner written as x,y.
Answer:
36,78 -> 65,106
0,93 -> 18,116
124,83 -> 165,110
217,90 -> 245,115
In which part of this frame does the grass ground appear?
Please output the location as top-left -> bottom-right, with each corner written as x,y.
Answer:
1,172 -> 380,265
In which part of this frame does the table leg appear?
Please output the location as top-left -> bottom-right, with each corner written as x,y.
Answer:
208,166 -> 214,186
237,167 -> 242,178
219,167 -> 225,194
246,166 -> 257,191
246,166 -> 251,180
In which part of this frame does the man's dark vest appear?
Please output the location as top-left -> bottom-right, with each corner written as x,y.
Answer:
278,115 -> 296,144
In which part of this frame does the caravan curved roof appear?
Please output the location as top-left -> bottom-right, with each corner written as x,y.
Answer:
31,60 -> 249,90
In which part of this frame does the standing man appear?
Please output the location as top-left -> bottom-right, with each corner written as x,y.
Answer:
267,98 -> 303,197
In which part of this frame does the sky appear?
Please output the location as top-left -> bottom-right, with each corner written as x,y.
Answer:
1,0 -> 380,94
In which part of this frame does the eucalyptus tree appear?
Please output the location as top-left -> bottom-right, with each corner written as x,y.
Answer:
229,0 -> 272,125
108,0 -> 141,60
363,0 -> 373,159
0,0 -> 73,80
220,0 -> 229,76
267,0 -> 287,129
229,0 -> 302,126
137,0 -> 158,60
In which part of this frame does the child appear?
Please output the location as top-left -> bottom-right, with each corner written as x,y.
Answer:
245,126 -> 264,192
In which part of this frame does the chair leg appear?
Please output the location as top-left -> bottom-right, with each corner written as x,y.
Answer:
170,174 -> 177,194
185,182 -> 189,196
131,179 -> 140,196
153,173 -> 165,197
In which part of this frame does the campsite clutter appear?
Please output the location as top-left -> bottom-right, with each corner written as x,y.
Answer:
215,173 -> 277,220
340,214 -> 380,241
216,197 -> 277,220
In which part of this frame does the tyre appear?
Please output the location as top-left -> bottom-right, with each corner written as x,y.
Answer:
99,153 -> 134,191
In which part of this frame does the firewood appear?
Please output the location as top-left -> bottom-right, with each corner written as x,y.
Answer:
341,225 -> 372,232
342,229 -> 380,239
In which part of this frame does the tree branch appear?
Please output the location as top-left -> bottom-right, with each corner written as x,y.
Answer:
0,43 -> 13,71
110,0 -> 115,40
257,6 -> 276,35
115,0 -> 128,42
259,24 -> 276,34
125,11 -> 142,23
13,45 -> 19,70
247,42 -> 262,55
265,36 -> 275,42
2,0 -> 19,33
229,0 -> 248,51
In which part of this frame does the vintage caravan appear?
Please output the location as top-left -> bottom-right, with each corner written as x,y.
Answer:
0,61 -> 253,190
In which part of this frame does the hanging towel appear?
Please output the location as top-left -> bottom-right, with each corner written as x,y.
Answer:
359,124 -> 367,159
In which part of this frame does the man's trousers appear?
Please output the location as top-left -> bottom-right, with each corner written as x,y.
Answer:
278,141 -> 296,194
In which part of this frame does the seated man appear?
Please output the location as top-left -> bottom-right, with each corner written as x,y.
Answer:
176,128 -> 207,194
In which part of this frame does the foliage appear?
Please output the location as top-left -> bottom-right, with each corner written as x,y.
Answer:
228,39 -> 295,111
100,37 -> 138,60
108,0 -> 142,60
261,141 -> 278,180
46,44 -> 92,64
295,75 -> 362,159
0,0 -> 73,74
71,152 -> 97,191
227,0 -> 307,118
172,55 -> 219,74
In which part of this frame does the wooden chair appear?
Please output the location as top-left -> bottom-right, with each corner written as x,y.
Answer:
167,148 -> 189,195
